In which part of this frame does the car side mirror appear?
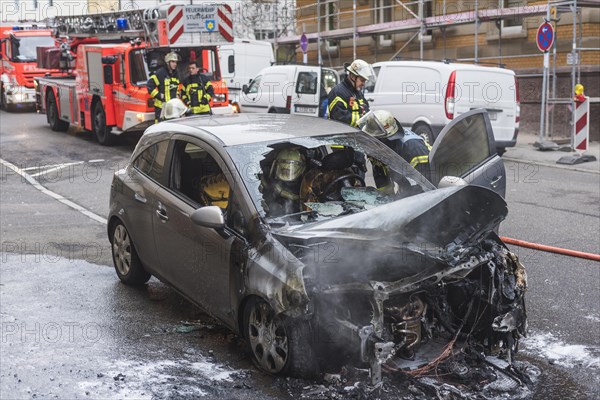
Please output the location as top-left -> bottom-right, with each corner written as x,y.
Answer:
242,84 -> 249,94
437,176 -> 468,189
191,206 -> 225,229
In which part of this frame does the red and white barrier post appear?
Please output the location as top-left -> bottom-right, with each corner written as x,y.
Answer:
558,84 -> 597,164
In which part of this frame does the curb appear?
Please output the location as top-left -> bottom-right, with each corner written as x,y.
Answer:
503,156 -> 600,175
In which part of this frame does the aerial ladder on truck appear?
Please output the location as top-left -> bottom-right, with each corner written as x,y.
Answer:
35,2 -> 234,145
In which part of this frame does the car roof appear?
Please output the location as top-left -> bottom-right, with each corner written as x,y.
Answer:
153,114 -> 357,146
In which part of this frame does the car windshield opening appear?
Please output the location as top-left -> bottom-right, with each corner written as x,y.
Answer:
226,133 -> 435,225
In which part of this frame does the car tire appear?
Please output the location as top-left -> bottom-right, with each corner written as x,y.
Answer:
46,92 -> 69,132
92,101 -> 116,145
111,222 -> 151,286
243,297 -> 318,378
413,123 -> 434,146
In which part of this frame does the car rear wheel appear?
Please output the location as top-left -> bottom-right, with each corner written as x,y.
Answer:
413,123 -> 434,146
92,102 -> 116,145
243,298 -> 318,378
47,92 -> 69,132
111,222 -> 150,285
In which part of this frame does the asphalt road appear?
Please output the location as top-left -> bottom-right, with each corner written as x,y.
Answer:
1,109 -> 598,399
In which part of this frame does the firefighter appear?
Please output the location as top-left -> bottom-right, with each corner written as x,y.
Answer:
359,110 -> 432,182
182,60 -> 214,115
260,147 -> 307,217
147,51 -> 182,123
328,59 -> 374,127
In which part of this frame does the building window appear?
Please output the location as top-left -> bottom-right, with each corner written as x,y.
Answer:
502,0 -> 524,28
375,0 -> 393,47
320,0 -> 338,50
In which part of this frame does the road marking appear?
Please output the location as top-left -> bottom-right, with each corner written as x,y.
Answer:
29,161 -> 85,178
88,159 -> 105,163
22,161 -> 83,172
0,158 -> 107,225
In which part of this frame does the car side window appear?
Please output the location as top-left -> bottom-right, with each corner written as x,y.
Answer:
170,140 -> 231,210
132,140 -> 169,181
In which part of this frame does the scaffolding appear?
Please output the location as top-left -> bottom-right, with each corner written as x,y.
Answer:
279,0 -> 599,144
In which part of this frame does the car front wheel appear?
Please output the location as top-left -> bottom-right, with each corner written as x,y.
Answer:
243,297 -> 318,378
111,222 -> 150,285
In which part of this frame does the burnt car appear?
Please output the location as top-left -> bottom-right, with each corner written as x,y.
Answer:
108,110 -> 525,385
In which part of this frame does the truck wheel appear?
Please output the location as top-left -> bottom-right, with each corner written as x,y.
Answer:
46,92 -> 69,132
413,124 -> 434,146
92,102 -> 115,146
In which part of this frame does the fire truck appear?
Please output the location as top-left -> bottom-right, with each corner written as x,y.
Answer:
35,3 -> 234,145
0,24 -> 61,110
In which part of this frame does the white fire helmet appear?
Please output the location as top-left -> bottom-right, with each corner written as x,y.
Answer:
161,98 -> 188,120
164,52 -> 180,63
357,110 -> 399,138
346,59 -> 375,81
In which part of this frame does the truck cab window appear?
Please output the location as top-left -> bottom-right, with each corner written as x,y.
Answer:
129,49 -> 149,86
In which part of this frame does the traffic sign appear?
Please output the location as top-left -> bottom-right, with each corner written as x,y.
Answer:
536,22 -> 554,52
300,33 -> 308,53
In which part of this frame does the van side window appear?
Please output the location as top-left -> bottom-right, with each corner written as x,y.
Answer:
248,75 -> 261,94
228,55 -> 234,74
296,71 -> 317,94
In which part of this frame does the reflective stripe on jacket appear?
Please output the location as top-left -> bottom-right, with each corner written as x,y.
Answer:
147,67 -> 181,109
327,78 -> 369,127
182,74 -> 214,114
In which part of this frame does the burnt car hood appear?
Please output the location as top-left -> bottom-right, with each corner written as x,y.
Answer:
272,185 -> 507,283
277,185 -> 506,247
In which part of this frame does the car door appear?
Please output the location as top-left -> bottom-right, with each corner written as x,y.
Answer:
428,109 -> 506,197
152,137 -> 241,323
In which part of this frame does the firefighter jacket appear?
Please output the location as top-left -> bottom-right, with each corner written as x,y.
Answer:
182,73 -> 215,114
382,128 -> 432,181
327,78 -> 370,127
147,67 -> 181,109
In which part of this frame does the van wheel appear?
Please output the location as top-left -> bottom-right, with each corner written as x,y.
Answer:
413,124 -> 434,146
46,92 -> 69,132
92,102 -> 116,146
268,108 -> 277,114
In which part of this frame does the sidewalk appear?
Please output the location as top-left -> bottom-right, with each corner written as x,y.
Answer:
503,132 -> 600,173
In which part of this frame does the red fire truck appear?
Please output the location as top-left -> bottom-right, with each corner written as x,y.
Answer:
35,3 -> 234,145
0,24 -> 61,110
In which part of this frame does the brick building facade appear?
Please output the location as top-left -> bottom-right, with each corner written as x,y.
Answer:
279,1 -> 599,140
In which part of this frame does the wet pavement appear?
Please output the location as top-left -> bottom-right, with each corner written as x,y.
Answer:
1,109 -> 599,399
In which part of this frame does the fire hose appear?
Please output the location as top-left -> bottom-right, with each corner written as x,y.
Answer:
500,237 -> 600,262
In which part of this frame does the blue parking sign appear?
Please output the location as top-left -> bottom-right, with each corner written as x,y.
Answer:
537,22 -> 554,52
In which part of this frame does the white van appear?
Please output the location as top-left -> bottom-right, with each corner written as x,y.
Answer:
239,65 -> 339,117
218,39 -> 275,112
365,61 -> 520,154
